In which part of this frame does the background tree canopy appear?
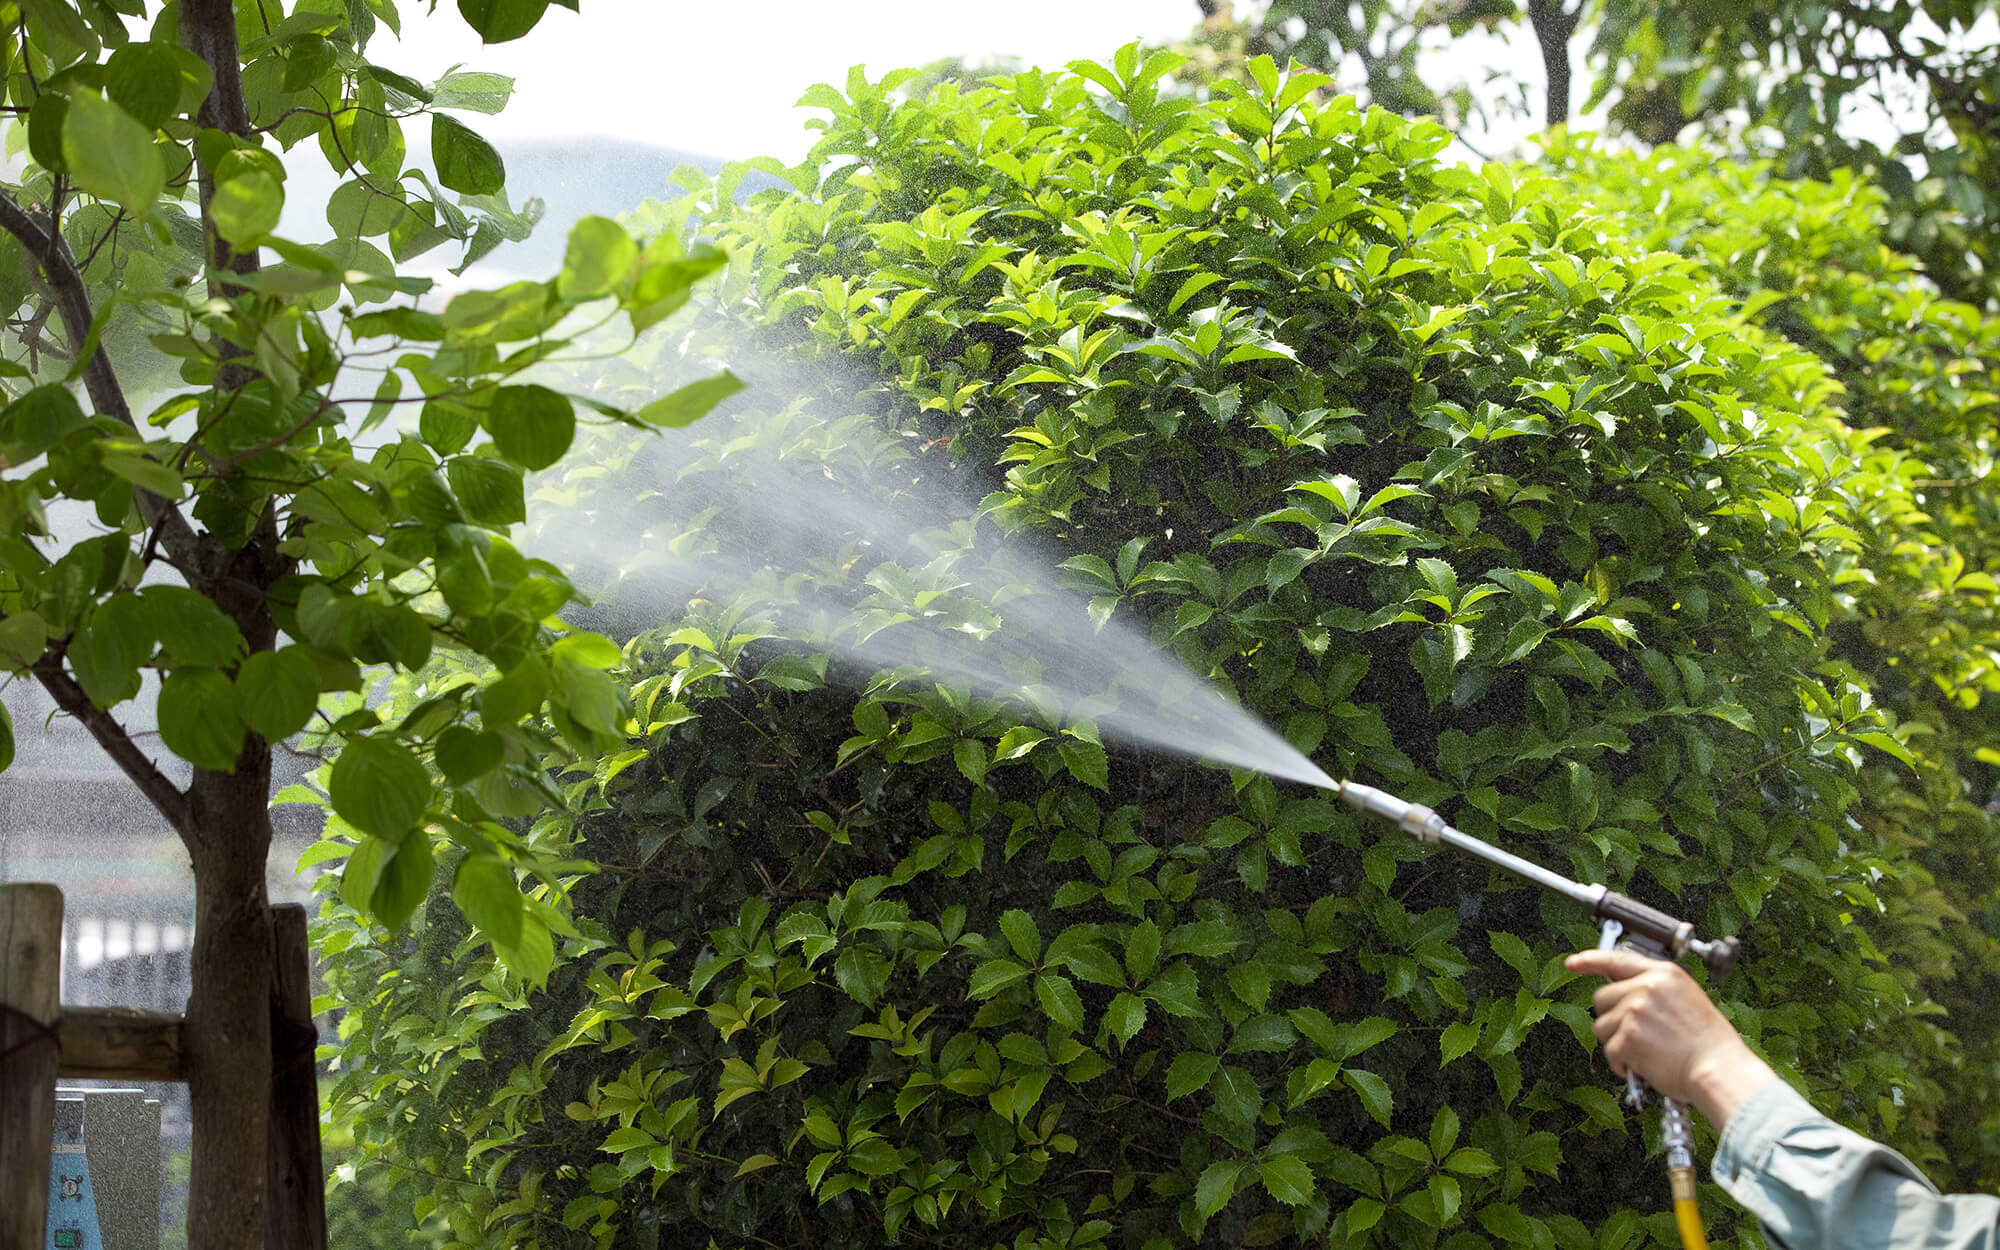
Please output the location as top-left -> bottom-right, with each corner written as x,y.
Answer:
319,45 -> 2000,1250
1185,0 -> 1999,307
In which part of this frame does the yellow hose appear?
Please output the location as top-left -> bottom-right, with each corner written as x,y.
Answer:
1670,1167 -> 1709,1250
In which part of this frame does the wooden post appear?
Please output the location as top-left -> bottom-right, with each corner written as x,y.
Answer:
265,903 -> 326,1250
1,883 -> 63,1250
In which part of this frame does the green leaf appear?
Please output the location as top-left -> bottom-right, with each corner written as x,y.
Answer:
1125,917 -> 1161,981
1344,1068 -> 1394,1128
557,215 -> 637,301
1033,973 -> 1084,1032
432,113 -> 505,194
210,167 -> 284,249
0,385 -> 85,464
485,385 -> 574,471
1258,1154 -> 1315,1206
968,958 -> 1029,999
999,909 -> 1041,962
1567,1084 -> 1626,1132
1210,1064 -> 1260,1123
433,69 -> 515,113
62,91 -> 166,215
636,370 -> 743,428
235,647 -> 320,741
446,454 -> 527,527
70,594 -> 152,708
452,852 -> 523,949
1105,991 -> 1147,1046
330,736 -> 432,838
370,829 -> 434,931
1440,1020 -> 1480,1066
103,42 -> 186,130
142,586 -> 246,667
0,700 -> 12,772
157,668 -> 246,771
435,725 -> 505,784
1194,1160 -> 1244,1221
1166,1050 -> 1220,1100
456,0 -> 549,42
1059,737 -> 1109,791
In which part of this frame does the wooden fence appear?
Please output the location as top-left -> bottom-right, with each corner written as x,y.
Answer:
0,883 -> 325,1250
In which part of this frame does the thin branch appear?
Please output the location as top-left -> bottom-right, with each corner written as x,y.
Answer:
0,189 -> 204,565
30,649 -> 192,838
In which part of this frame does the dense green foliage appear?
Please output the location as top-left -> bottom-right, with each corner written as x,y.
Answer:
323,49 -> 1982,1250
1541,136 -> 2000,1181
0,0 -> 726,1239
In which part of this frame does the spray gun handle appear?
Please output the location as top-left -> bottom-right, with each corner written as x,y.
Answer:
1598,918 -> 1651,1108
1596,889 -> 1740,982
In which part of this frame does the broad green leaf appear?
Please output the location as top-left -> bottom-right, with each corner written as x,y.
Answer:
431,114 -> 505,194
446,454 -> 526,527
1258,1154 -> 1314,1206
0,386 -> 85,464
1344,1068 -> 1394,1127
142,587 -> 246,667
1033,973 -> 1083,1032
452,852 -> 523,949
1166,1050 -> 1219,1100
1124,917 -> 1160,981
235,646 -> 320,741
969,958 -> 1029,999
457,0 -> 549,42
1194,1160 -> 1244,1222
636,371 -> 743,428
435,725 -> 505,784
1106,991 -> 1147,1046
999,909 -> 1041,962
0,611 -> 48,672
0,700 -> 11,772
62,92 -> 166,216
433,69 -> 515,113
103,43 -> 185,129
485,385 -> 574,471
157,668 -> 246,771
557,215 -> 637,301
1059,737 -> 1109,791
70,594 -> 152,708
329,736 -> 432,838
210,167 -> 284,249
370,829 -> 434,931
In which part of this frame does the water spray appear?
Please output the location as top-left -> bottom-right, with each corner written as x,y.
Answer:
1333,779 -> 1735,1250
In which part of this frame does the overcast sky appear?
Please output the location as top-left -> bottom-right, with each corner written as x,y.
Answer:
375,0 -> 1203,163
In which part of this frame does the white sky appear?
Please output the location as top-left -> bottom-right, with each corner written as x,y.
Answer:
372,0 -> 1202,163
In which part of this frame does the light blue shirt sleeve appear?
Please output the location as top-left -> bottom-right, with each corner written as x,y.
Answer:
1712,1078 -> 2000,1250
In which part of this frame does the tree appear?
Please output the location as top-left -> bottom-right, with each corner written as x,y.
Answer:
1181,0 -> 2000,304
323,50 -> 1970,1247
0,1 -> 734,1244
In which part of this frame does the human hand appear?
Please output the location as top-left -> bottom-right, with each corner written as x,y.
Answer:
1565,948 -> 1777,1131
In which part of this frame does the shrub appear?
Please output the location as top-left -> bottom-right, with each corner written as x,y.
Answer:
323,50 -> 1958,1249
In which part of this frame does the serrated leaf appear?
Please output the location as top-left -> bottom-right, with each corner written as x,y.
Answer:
1258,1154 -> 1315,1206
1166,1050 -> 1220,1100
1344,1068 -> 1393,1128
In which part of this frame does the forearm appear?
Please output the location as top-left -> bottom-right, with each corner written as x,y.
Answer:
1715,1081 -> 2000,1250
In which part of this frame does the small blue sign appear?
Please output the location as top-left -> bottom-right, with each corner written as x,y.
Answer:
47,1104 -> 103,1250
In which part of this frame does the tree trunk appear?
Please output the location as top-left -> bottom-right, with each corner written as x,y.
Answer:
1526,0 -> 1579,128
181,760 -> 276,1250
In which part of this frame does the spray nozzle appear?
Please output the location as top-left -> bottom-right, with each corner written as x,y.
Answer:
1335,781 -> 1446,842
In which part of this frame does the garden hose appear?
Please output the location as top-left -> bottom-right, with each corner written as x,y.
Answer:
1334,781 -> 1731,1250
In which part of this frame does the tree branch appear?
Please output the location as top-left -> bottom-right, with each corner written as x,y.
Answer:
0,189 -> 203,564
29,651 -> 192,839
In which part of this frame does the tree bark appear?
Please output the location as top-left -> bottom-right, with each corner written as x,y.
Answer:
182,759 -> 276,1250
1526,0 -> 1579,128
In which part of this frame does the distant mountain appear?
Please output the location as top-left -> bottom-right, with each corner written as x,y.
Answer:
276,134 -> 790,285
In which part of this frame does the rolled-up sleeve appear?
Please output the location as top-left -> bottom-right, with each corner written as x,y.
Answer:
1713,1079 -> 2000,1250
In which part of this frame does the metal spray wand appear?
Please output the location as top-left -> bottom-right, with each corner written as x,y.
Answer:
1335,780 -> 1738,1250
